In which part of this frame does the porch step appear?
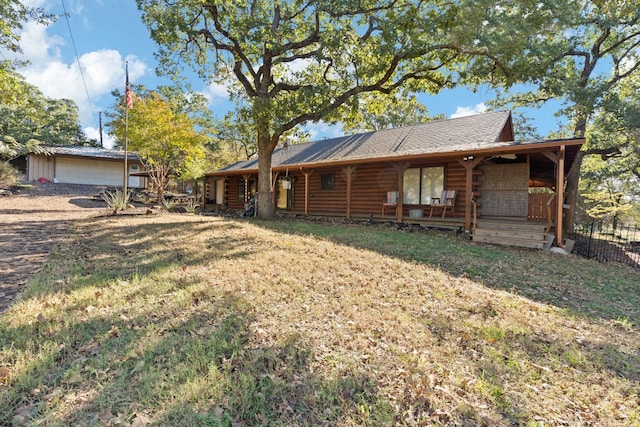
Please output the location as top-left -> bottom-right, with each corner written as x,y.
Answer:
478,219 -> 548,231
474,228 -> 546,241
473,235 -> 545,249
473,219 -> 552,249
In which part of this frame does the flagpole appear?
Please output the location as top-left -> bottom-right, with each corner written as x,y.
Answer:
123,61 -> 130,201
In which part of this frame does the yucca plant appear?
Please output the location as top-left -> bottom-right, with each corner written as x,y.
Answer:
161,197 -> 176,212
101,189 -> 131,214
184,197 -> 200,213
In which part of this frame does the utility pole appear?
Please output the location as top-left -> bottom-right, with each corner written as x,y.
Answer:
99,112 -> 103,148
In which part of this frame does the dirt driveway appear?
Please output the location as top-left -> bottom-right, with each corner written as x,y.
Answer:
0,183 -> 108,314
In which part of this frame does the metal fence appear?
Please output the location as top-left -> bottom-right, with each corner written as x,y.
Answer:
568,221 -> 640,268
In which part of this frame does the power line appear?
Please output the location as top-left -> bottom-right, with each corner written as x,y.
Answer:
60,0 -> 96,124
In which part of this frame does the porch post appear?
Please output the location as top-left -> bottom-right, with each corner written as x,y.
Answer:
555,145 -> 566,246
395,162 -> 410,223
242,175 -> 251,203
201,177 -> 207,209
303,169 -> 314,216
460,156 -> 483,233
222,176 -> 227,206
343,166 -> 357,219
271,171 -> 279,208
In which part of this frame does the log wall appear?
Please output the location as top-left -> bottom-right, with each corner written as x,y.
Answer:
219,159 -> 474,218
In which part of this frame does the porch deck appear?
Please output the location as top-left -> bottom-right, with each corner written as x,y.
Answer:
375,214 -> 464,230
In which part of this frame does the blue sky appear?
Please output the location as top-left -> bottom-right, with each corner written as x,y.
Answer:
9,0 -> 563,149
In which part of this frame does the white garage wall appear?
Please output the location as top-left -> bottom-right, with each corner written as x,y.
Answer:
55,157 -> 136,187
27,154 -> 55,182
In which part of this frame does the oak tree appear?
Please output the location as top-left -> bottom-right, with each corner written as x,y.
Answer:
136,0 -> 506,219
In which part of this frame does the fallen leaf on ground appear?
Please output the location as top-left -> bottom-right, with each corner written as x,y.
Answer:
131,413 -> 151,426
0,366 -> 10,382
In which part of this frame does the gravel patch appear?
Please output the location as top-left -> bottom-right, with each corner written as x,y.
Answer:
0,183 -> 109,314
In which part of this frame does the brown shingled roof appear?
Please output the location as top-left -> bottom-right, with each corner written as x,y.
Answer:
216,111 -> 514,173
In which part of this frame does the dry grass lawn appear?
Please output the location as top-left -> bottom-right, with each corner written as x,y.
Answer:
1,213 -> 639,426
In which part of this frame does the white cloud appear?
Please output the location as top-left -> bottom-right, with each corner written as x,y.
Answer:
84,126 -> 116,149
303,121 -> 344,141
202,81 -> 232,105
13,21 -> 64,64
12,14 -> 148,132
19,48 -> 142,125
21,0 -> 50,8
450,103 -> 487,118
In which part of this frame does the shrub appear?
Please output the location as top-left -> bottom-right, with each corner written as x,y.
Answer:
101,189 -> 131,214
161,197 -> 176,212
184,197 -> 200,213
0,161 -> 20,188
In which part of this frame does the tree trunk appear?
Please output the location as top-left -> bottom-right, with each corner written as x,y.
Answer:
563,150 -> 584,234
255,113 -> 275,219
257,142 -> 274,219
563,111 -> 588,234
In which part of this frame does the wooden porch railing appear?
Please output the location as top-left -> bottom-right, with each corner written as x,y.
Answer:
528,193 -> 556,221
544,193 -> 556,234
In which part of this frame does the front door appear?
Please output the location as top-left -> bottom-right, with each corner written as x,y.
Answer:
215,179 -> 224,204
277,178 -> 290,209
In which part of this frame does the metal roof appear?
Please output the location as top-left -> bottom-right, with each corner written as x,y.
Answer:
43,146 -> 141,161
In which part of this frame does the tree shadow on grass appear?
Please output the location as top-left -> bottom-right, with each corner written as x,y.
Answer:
18,219 -> 258,302
3,215 -> 638,425
67,197 -> 105,209
0,285 -> 393,426
1,215 -> 396,425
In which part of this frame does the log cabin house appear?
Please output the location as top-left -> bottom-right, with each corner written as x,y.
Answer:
203,111 -> 584,249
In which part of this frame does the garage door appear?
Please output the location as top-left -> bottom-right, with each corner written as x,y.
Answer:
55,158 -> 124,186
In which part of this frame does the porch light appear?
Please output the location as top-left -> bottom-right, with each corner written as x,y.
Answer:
463,155 -> 475,161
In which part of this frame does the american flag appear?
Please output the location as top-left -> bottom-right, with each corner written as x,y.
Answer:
125,65 -> 133,110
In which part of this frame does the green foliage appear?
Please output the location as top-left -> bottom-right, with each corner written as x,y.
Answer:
161,197 -> 175,212
1,13 -> 88,155
135,0 -> 513,218
1,97 -> 87,146
475,0 -> 640,229
335,90 -> 442,135
0,160 -> 19,187
0,135 -> 49,161
0,1 -> 55,105
184,197 -> 200,214
0,0 -> 54,53
106,88 -> 212,202
0,133 -> 50,187
579,74 -> 640,224
479,0 -> 640,137
1,71 -> 90,150
215,105 -> 311,164
580,156 -> 639,224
